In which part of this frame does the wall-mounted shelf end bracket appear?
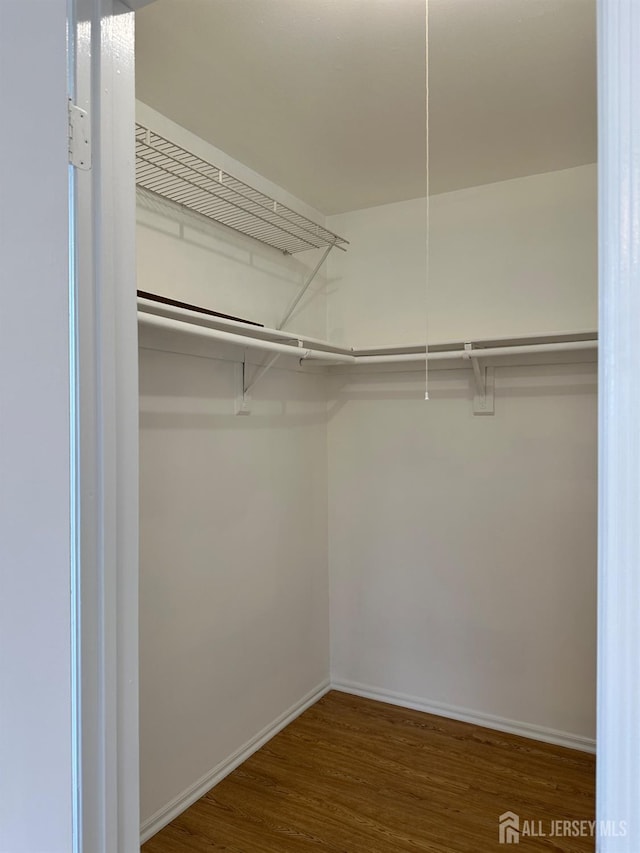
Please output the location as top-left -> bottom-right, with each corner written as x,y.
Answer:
463,344 -> 495,416
236,351 -> 286,415
235,359 -> 252,415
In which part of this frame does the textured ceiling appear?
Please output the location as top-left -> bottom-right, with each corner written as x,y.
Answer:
135,0 -> 596,215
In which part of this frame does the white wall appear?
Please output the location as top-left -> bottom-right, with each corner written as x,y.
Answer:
326,166 -> 598,743
0,2 -> 73,850
136,106 -> 331,828
327,365 -> 597,741
327,164 -> 597,347
139,347 -> 329,823
137,212 -> 327,338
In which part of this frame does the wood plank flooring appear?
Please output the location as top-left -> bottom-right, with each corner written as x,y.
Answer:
142,691 -> 595,852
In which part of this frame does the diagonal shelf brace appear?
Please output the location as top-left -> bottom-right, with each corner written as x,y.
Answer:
244,352 -> 282,396
278,241 -> 336,330
463,343 -> 495,416
465,343 -> 485,397
236,344 -> 304,415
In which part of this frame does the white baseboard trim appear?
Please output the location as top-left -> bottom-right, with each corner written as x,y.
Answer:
331,679 -> 596,755
140,679 -> 331,844
141,676 -> 595,844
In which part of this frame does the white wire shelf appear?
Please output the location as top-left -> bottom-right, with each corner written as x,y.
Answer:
135,123 -> 348,256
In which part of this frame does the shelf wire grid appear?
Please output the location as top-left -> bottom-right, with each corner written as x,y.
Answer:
135,124 -> 348,255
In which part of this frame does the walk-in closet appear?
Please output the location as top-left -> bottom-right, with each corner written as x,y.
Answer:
134,1 -> 597,849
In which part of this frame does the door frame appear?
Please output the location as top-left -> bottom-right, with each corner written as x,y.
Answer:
596,1 -> 640,849
71,0 -> 640,848
70,1 -> 140,850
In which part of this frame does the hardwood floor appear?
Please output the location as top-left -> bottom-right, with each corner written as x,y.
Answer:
142,691 -> 595,852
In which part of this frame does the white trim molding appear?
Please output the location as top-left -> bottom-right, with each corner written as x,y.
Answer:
597,0 -> 640,849
332,681 -> 596,754
70,1 -> 139,850
139,679 -> 596,845
140,681 -> 331,845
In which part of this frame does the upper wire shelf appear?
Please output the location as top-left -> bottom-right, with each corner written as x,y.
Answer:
135,123 -> 348,256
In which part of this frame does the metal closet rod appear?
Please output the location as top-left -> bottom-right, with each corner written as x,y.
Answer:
137,303 -> 597,364
138,312 -> 356,363
354,340 -> 598,364
137,296 -> 352,355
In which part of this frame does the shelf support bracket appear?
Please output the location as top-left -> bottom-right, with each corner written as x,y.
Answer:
278,241 -> 336,330
235,351 -> 286,415
463,344 -> 495,416
235,358 -> 252,415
